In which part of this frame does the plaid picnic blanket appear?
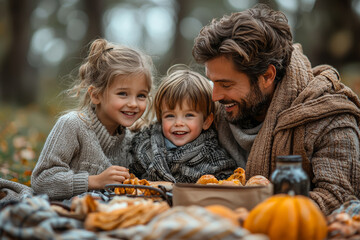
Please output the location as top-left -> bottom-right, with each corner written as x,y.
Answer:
0,195 -> 93,239
331,199 -> 360,217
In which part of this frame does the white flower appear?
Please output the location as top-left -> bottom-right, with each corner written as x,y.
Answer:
20,148 -> 36,160
13,136 -> 27,149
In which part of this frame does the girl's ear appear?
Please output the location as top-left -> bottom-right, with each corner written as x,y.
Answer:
88,86 -> 100,104
202,113 -> 214,130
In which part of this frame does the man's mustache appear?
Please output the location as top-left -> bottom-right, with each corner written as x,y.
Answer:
218,100 -> 236,105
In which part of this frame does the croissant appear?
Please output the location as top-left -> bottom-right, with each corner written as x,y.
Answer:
226,167 -> 246,186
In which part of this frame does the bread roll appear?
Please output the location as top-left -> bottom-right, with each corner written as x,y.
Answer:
245,175 -> 270,186
196,174 -> 219,184
218,180 -> 242,186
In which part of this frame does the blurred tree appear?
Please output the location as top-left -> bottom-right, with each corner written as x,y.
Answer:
294,0 -> 360,94
296,0 -> 360,68
59,0 -> 105,81
166,0 -> 239,75
0,0 -> 37,105
83,0 -> 104,44
0,0 -> 105,106
1,0 -> 359,106
172,0 -> 191,67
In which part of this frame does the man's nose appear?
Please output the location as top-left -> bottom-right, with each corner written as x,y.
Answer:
212,86 -> 223,102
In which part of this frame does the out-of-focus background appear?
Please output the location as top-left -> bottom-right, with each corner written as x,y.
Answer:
1,0 -> 360,185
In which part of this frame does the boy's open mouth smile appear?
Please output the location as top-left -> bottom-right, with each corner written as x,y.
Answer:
173,131 -> 187,135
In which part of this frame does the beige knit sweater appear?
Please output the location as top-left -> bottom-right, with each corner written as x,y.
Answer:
31,109 -> 133,201
218,44 -> 360,215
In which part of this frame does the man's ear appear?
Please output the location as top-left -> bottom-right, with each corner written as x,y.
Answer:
88,86 -> 100,104
259,64 -> 276,89
202,113 -> 214,130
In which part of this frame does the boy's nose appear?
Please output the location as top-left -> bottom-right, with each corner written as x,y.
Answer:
174,118 -> 184,126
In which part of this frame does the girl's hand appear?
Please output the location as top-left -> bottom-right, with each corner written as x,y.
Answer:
88,165 -> 130,190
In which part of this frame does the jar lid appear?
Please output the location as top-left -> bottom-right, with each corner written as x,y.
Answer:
276,155 -> 302,162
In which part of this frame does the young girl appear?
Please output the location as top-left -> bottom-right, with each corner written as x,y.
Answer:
31,39 -> 154,201
129,66 -> 237,183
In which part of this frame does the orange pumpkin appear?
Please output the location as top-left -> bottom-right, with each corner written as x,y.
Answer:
243,194 -> 327,240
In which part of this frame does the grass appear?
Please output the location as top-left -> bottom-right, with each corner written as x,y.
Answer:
0,104 -> 60,186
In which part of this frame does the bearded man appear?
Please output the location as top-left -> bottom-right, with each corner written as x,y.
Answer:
192,4 -> 360,215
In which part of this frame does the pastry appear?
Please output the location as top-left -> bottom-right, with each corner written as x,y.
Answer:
196,174 -> 219,184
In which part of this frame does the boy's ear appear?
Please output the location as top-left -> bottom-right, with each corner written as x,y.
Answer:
88,86 -> 100,104
202,113 -> 214,130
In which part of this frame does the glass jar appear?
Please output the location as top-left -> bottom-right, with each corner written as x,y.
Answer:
270,155 -> 310,196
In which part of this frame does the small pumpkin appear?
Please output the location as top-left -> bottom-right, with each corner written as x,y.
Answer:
243,194 -> 327,240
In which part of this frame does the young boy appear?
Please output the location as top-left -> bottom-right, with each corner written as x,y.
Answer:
129,66 -> 237,183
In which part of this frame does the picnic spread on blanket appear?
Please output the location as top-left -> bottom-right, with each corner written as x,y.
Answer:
1,168 -> 360,239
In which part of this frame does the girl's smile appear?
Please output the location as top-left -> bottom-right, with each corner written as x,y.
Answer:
90,74 -> 149,135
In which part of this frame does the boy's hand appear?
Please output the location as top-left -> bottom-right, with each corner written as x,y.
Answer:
88,166 -> 130,190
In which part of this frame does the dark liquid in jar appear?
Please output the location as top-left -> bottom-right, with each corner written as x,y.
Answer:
271,155 -> 310,196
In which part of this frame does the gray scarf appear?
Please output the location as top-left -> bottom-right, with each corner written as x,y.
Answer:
129,123 -> 236,183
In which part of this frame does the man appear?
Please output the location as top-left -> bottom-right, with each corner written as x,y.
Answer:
192,4 -> 360,215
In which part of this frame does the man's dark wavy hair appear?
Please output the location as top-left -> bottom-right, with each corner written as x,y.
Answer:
192,4 -> 294,85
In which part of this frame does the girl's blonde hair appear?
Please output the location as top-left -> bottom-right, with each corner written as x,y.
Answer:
154,65 -> 214,123
65,38 -> 154,126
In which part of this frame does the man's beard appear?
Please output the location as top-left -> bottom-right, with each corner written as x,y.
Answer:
220,83 -> 272,129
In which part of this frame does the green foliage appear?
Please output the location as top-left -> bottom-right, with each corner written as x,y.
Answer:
0,104 -> 58,186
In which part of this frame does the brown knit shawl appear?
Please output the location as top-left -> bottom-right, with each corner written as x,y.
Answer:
246,44 -> 360,182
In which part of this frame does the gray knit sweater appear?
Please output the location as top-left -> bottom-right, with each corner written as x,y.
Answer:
31,109 -> 133,201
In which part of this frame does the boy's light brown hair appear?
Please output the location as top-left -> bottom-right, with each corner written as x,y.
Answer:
154,65 -> 214,123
